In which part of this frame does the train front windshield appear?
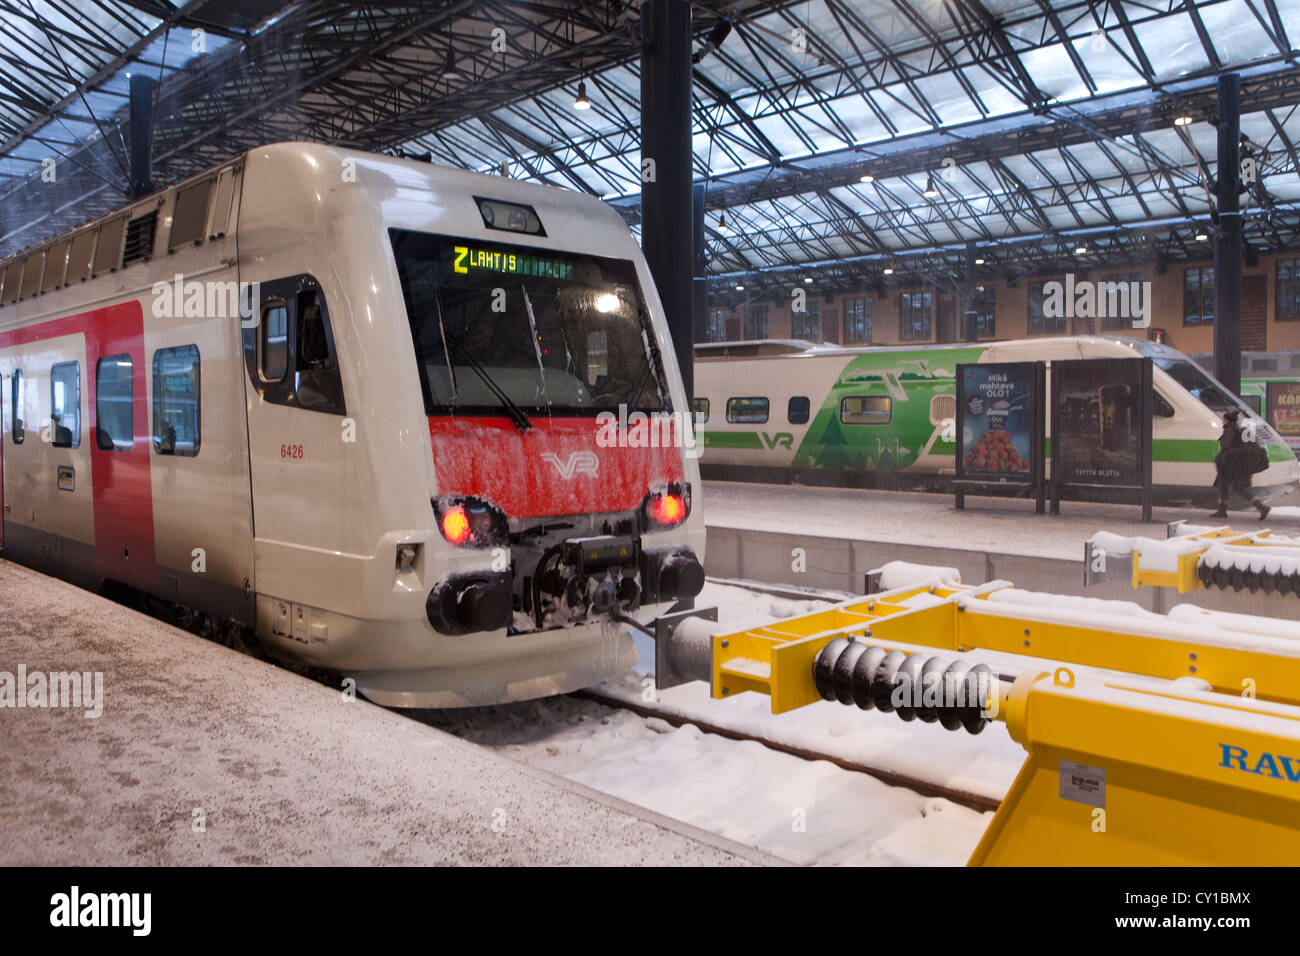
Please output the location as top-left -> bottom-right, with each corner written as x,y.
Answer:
1155,358 -> 1252,417
391,229 -> 669,417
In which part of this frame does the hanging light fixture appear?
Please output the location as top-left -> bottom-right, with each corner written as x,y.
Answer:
975,257 -> 986,265
444,48 -> 460,79
574,80 -> 591,110
1196,231 -> 1209,241
860,173 -> 874,183
1074,244 -> 1087,255
735,284 -> 745,291
718,213 -> 730,234
1174,115 -> 1193,127
803,276 -> 813,284
883,267 -> 894,275
924,175 -> 939,198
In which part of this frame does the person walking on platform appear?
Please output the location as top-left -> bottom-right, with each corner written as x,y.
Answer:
1210,409 -> 1270,520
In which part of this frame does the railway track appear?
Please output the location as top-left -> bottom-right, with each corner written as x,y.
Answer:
577,575 -> 1004,814
571,688 -> 1001,813
115,571 -> 1004,815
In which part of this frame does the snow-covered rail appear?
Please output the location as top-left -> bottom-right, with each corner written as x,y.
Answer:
644,567 -> 1300,864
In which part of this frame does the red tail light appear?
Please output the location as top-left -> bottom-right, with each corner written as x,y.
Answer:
651,493 -> 686,525
441,507 -> 472,545
433,497 -> 509,547
642,484 -> 691,529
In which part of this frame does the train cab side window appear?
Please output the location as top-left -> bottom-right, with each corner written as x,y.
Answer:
244,276 -> 346,415
10,369 -> 23,443
260,302 -> 289,382
153,345 -> 200,457
96,355 -> 134,451
788,396 -> 810,424
1154,392 -> 1176,418
50,362 -> 80,448
840,395 -> 892,425
692,397 -> 709,423
1242,395 -> 1262,415
727,397 -> 769,424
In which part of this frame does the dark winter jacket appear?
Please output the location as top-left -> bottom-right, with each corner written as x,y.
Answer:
1214,421 -> 1256,489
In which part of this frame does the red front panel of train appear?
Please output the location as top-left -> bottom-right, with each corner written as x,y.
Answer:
428,416 -> 685,518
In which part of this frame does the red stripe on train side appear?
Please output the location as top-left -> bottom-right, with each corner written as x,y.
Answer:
428,415 -> 686,518
0,301 -> 155,586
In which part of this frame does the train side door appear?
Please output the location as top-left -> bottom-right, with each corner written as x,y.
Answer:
241,274 -> 349,614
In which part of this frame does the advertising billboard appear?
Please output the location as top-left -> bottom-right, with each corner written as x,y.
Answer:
958,363 -> 1035,480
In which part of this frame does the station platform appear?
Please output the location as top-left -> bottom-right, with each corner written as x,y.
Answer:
702,479 -> 1300,615
0,558 -> 771,866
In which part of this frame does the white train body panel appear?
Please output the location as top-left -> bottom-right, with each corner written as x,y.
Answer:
1,143 -> 704,708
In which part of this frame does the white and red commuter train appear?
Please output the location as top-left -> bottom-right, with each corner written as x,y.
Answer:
0,142 -> 705,707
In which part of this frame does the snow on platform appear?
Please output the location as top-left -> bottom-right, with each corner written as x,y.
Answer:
701,480 -> 1300,616
0,558 -> 770,866
703,480 -> 1239,560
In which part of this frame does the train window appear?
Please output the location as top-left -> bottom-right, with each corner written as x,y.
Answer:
244,276 -> 346,415
42,240 -> 70,293
390,230 -> 660,418
840,395 -> 892,425
153,345 -> 200,457
727,397 -> 769,423
50,362 -> 80,448
67,229 -> 96,284
260,303 -> 289,382
1154,392 -> 1176,417
692,397 -> 709,423
1243,395 -> 1263,415
95,355 -> 134,452
169,178 -> 213,251
788,396 -> 810,424
10,370 -> 23,443
93,216 -> 127,276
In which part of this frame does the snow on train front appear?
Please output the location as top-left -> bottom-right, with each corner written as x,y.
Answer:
372,196 -> 703,706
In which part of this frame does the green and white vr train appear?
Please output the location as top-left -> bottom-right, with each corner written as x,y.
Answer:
694,335 -> 1300,504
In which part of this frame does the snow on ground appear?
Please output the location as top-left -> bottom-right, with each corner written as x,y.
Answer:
703,480 -> 1300,560
422,580 -> 1020,866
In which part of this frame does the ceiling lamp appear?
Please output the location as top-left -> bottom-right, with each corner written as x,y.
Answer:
444,48 -> 460,79
1074,245 -> 1087,254
1174,115 -> 1193,127
860,173 -> 874,183
924,175 -> 939,198
1196,231 -> 1209,241
574,80 -> 591,110
803,276 -> 813,284
883,267 -> 894,275
718,213 -> 730,234
735,284 -> 745,291
974,257 -> 985,265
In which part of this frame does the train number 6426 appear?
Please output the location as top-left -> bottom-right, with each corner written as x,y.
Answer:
280,443 -> 304,460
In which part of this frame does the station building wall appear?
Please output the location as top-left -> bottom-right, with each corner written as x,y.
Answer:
706,251 -> 1300,357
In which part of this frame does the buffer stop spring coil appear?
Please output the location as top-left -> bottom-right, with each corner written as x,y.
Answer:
813,637 -> 995,734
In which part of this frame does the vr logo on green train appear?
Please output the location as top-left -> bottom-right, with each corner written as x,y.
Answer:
759,432 -> 794,450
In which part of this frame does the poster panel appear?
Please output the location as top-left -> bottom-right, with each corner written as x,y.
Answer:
957,363 -> 1035,481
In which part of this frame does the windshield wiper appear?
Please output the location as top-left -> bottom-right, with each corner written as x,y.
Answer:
444,330 -> 532,433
